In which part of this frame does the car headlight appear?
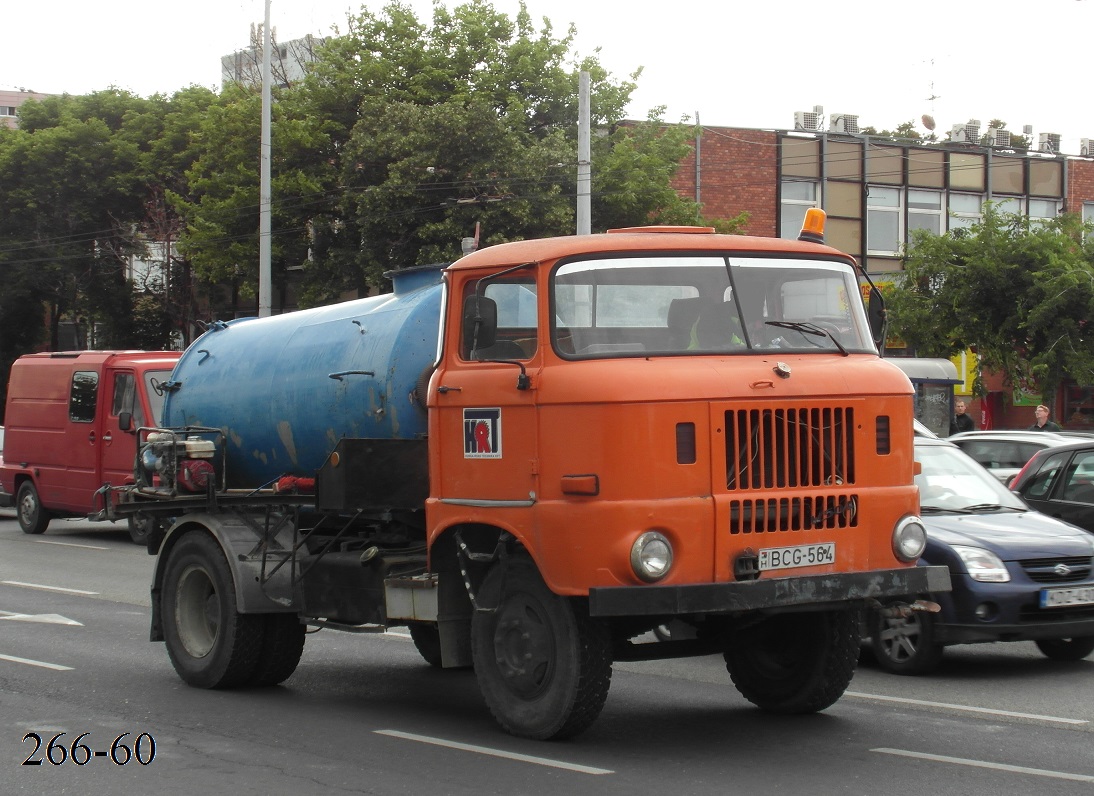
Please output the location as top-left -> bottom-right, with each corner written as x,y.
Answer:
630,531 -> 673,582
892,516 -> 927,562
952,545 -> 1010,582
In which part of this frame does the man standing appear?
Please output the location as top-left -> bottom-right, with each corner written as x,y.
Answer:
949,400 -> 975,435
1028,404 -> 1062,432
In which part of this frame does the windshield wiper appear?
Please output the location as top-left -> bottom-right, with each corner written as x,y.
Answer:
920,505 -> 973,514
962,503 -> 1025,513
765,321 -> 848,356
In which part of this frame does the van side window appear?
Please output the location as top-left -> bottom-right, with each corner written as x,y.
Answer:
69,371 -> 99,423
111,373 -> 146,427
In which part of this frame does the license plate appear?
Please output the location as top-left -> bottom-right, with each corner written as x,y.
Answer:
1040,586 -> 1094,608
758,542 -> 836,572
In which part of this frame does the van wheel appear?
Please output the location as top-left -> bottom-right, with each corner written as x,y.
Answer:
16,482 -> 50,535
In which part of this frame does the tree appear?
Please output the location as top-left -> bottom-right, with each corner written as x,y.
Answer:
174,0 -> 713,306
885,205 -> 1094,404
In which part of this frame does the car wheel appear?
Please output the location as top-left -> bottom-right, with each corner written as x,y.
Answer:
16,481 -> 50,535
1035,636 -> 1094,661
869,604 -> 945,675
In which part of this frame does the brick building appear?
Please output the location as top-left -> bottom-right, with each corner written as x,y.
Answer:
670,120 -> 1094,431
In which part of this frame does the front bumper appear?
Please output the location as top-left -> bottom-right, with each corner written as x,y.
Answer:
588,565 -> 951,618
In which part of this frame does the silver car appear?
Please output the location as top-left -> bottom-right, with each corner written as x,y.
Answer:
947,430 -> 1082,486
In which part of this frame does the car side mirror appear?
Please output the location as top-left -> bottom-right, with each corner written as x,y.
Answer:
867,288 -> 887,350
119,412 -> 134,433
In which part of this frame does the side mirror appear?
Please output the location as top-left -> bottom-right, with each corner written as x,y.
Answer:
867,288 -> 887,350
462,295 -> 498,353
119,412 -> 134,433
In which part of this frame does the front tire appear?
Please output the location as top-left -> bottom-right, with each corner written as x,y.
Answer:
471,558 -> 612,740
1035,636 -> 1094,661
725,609 -> 859,713
16,482 -> 50,535
869,605 -> 945,675
161,531 -> 264,688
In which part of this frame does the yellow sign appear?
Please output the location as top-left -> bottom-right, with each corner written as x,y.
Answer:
950,350 -> 977,396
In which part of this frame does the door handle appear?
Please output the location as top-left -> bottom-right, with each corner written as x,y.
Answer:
102,432 -> 113,443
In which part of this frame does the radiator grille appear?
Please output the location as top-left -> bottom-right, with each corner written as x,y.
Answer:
725,407 -> 855,491
729,494 -> 859,534
1019,556 -> 1093,584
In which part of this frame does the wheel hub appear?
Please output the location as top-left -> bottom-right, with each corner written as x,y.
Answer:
492,597 -> 555,698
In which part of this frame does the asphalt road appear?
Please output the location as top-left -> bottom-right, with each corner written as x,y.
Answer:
2,512 -> 1093,795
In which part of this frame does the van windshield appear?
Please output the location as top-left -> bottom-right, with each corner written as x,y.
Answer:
145,371 -> 173,425
551,254 -> 874,358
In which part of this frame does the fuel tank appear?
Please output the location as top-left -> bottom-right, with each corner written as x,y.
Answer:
162,265 -> 443,488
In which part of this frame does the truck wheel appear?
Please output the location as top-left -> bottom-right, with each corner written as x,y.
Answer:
725,609 -> 859,713
161,531 -> 264,688
869,604 -> 945,675
408,622 -> 443,668
1035,636 -> 1094,661
471,558 -> 612,740
251,614 -> 306,686
16,482 -> 50,535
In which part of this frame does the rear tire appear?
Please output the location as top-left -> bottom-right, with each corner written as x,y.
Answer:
408,622 -> 443,668
725,609 -> 859,713
161,531 -> 264,688
251,614 -> 306,686
127,513 -> 155,545
471,558 -> 612,739
1035,636 -> 1094,661
16,482 -> 50,535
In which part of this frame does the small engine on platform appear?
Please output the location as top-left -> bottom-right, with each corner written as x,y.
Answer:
137,430 -> 220,493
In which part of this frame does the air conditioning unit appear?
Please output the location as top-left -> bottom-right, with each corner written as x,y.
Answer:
794,110 -> 822,132
1039,132 -> 1062,153
986,128 -> 1011,147
829,113 -> 859,135
1082,138 -> 1094,157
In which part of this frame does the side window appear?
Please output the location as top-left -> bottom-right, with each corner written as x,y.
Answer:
461,279 -> 538,361
69,371 -> 99,423
1062,451 -> 1094,502
1021,450 -> 1068,499
111,373 -> 146,427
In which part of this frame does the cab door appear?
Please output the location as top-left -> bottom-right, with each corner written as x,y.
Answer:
431,275 -> 541,510
98,368 -> 144,496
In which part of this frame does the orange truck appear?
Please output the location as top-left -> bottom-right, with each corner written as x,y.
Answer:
0,350 -> 181,542
104,213 -> 948,739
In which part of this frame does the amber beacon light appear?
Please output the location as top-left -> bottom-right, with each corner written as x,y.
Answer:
798,208 -> 826,243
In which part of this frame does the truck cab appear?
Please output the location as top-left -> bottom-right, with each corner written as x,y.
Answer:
0,350 -> 181,541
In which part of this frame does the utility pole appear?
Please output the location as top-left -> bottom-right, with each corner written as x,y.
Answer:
258,0 -> 273,317
576,71 -> 591,235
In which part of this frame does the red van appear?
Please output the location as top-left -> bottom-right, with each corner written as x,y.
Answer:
0,351 -> 181,542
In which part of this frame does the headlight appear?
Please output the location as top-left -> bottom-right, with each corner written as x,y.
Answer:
892,516 -> 927,562
952,545 -> 1010,582
630,531 -> 673,582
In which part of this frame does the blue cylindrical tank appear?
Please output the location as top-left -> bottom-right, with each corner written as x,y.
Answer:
162,265 -> 444,488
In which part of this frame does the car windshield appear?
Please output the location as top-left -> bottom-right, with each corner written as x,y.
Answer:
915,443 -> 1028,512
551,254 -> 875,357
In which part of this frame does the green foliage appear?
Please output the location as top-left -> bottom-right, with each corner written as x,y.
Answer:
885,205 -> 1094,402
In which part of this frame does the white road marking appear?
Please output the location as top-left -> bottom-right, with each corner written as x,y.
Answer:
375,730 -> 614,775
0,611 -> 83,626
2,580 -> 99,595
33,539 -> 110,551
873,748 -> 1094,783
0,653 -> 73,671
846,691 -> 1087,725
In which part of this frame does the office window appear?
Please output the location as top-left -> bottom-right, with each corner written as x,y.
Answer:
866,186 -> 901,255
907,190 -> 943,237
1029,199 -> 1058,226
780,181 -> 818,239
949,193 -> 983,232
1084,202 -> 1094,232
993,196 -> 1022,216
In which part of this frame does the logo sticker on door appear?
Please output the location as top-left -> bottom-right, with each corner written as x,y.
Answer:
464,408 -> 502,459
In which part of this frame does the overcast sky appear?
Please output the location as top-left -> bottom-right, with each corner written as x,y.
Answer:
4,0 -> 1092,153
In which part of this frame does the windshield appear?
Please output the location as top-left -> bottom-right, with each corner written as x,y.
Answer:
145,370 -> 173,425
915,443 -> 1028,511
551,255 -> 874,357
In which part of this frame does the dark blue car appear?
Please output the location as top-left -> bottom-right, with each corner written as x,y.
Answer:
868,435 -> 1094,674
